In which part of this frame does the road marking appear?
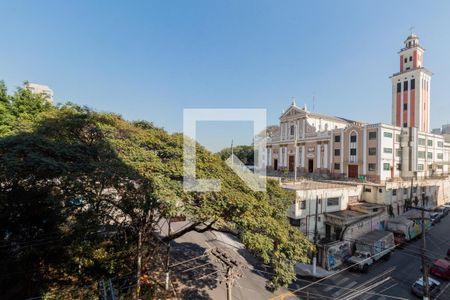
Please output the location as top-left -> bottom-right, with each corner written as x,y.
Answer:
331,281 -> 358,298
436,281 -> 450,299
323,277 -> 349,292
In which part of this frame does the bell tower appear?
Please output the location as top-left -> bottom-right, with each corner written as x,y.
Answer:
391,33 -> 432,132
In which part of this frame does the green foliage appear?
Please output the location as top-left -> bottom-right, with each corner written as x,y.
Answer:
0,82 -> 53,136
0,81 -> 312,298
217,144 -> 255,165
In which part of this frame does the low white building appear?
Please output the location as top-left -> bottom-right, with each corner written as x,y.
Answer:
283,181 -> 362,241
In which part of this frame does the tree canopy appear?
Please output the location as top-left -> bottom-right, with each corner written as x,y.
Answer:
0,82 -> 313,299
216,144 -> 255,165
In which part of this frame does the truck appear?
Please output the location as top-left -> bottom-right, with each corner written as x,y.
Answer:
347,230 -> 395,273
385,216 -> 420,247
385,211 -> 431,246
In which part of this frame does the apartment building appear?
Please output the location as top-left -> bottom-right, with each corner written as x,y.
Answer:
25,82 -> 54,103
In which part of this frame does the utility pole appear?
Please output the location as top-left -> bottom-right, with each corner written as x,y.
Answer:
421,193 -> 430,300
165,218 -> 171,291
211,248 -> 243,300
407,193 -> 430,300
312,196 -> 319,276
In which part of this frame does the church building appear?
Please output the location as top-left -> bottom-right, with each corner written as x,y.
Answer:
265,34 -> 450,183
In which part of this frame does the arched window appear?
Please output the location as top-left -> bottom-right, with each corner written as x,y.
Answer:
350,132 -> 357,143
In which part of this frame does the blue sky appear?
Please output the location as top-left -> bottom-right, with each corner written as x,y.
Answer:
2,1 -> 450,151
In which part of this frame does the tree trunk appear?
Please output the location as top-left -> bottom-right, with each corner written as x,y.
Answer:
136,230 -> 142,299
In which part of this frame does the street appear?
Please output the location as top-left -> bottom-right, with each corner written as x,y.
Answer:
283,213 -> 450,300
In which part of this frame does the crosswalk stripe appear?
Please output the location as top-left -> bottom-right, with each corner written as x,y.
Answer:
331,280 -> 357,298
323,277 -> 349,292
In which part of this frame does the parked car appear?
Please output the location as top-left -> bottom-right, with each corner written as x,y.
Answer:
440,206 -> 450,216
430,259 -> 450,280
411,276 -> 441,298
430,212 -> 441,225
435,207 -> 447,218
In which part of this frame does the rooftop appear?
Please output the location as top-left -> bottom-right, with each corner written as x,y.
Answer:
281,180 -> 350,191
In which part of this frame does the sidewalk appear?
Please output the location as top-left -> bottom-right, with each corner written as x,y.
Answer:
294,263 -> 334,278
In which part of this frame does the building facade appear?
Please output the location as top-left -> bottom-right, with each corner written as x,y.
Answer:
266,34 -> 450,183
25,82 -> 54,103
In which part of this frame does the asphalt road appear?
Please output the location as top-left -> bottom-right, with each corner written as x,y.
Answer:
284,212 -> 450,300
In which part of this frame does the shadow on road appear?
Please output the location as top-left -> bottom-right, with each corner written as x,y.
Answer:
171,241 -> 219,300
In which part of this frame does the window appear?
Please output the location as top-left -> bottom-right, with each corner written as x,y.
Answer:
365,187 -> 372,193
438,153 -> 444,159
383,163 -> 390,171
379,188 -> 383,193
427,140 -> 433,147
396,134 -> 401,143
418,151 -> 426,159
427,152 -> 433,159
334,135 -> 341,143
403,103 -> 408,111
334,149 -> 340,156
404,81 -> 408,91
289,218 -> 301,226
396,163 -> 401,170
396,149 -> 402,157
384,132 -> 393,138
300,201 -> 306,209
418,138 -> 426,146
369,148 -> 377,155
438,141 -> 444,147
327,197 -> 339,206
397,82 -> 401,93
368,163 -> 376,172
392,189 -> 397,196
403,188 -> 408,195
403,122 -> 408,128
334,163 -> 340,170
350,148 -> 357,156
418,164 -> 424,171
409,56 -> 412,62
384,148 -> 393,154
411,79 -> 415,89
369,132 -> 377,140
404,58 -> 407,63
290,125 -> 295,136
413,187 -> 417,193
350,135 -> 357,143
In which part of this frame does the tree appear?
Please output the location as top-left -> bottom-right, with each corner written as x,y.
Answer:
216,144 -> 255,165
0,81 -> 13,135
0,84 -> 313,298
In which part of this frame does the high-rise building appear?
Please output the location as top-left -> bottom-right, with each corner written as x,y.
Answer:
25,82 -> 54,103
391,34 -> 432,132
442,124 -> 450,134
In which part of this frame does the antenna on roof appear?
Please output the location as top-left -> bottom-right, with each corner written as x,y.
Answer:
312,93 -> 316,112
